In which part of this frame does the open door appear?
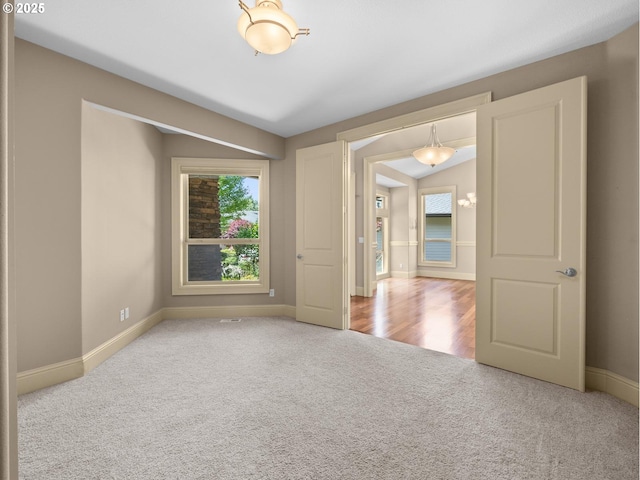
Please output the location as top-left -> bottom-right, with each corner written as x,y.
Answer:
476,77 -> 587,391
296,141 -> 348,329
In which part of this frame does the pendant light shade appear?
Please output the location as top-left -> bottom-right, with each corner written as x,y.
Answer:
413,124 -> 455,167
238,0 -> 310,55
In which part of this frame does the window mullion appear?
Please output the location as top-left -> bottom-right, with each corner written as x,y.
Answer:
185,237 -> 260,245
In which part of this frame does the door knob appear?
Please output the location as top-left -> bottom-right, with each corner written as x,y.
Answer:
555,267 -> 577,277
296,254 -> 303,259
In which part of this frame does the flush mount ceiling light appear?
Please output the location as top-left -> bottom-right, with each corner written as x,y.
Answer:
413,124 -> 456,167
238,0 -> 310,55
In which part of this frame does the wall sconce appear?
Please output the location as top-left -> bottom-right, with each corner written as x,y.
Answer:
458,192 -> 477,208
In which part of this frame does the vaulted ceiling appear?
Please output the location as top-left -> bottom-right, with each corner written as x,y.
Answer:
14,0 -> 639,138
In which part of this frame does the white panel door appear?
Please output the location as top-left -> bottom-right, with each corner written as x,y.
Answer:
296,141 -> 348,329
476,77 -> 587,391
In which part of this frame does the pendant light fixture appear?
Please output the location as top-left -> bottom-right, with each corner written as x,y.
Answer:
238,0 -> 310,55
413,124 -> 456,167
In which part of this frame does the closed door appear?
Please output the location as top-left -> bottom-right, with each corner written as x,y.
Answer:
476,77 -> 587,391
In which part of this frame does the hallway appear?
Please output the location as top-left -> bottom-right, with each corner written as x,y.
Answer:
350,277 -> 476,359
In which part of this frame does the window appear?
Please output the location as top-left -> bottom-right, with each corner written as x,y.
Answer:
375,192 -> 389,277
171,158 -> 269,295
419,186 -> 456,267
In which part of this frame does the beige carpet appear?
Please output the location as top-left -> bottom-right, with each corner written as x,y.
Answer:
19,317 -> 639,479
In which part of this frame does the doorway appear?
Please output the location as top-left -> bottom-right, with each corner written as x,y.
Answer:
344,108 -> 481,358
374,192 -> 390,279
350,277 -> 476,358
299,78 -> 587,391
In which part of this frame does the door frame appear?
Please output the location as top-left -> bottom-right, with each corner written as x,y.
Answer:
364,150 -> 411,297
338,93 -> 492,301
374,188 -> 390,281
361,137 -> 476,297
0,9 -> 17,479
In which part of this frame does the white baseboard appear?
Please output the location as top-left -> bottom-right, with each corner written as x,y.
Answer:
17,357 -> 84,395
83,309 -> 164,375
585,367 -> 639,407
390,270 -> 418,279
21,308 -> 637,409
417,270 -> 476,281
354,286 -> 365,297
18,309 -> 164,395
281,305 -> 296,318
18,305 -> 297,394
390,271 -> 409,278
162,304 -> 294,320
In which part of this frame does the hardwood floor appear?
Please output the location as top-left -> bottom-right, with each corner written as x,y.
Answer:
350,277 -> 476,359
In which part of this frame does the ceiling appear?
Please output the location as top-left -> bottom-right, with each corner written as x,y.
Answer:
14,1 -> 639,138
377,145 -> 477,185
363,111 -> 477,182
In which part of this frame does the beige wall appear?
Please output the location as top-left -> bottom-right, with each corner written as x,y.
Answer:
368,159 -> 477,282
15,41 -> 83,371
81,103 -> 164,353
14,39 -> 283,372
388,185 -> 412,278
286,24 -> 639,381
418,159 -> 477,278
585,25 -> 639,383
160,134 -> 286,307
13,24 -> 639,383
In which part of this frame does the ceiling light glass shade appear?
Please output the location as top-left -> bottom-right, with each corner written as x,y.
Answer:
413,124 -> 455,167
413,145 -> 456,166
238,0 -> 309,55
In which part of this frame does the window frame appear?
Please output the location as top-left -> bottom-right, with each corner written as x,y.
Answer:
171,157 -> 270,295
418,185 -> 457,268
375,191 -> 390,278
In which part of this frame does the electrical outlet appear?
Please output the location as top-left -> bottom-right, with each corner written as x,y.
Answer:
119,309 -> 125,322
400,263 -> 403,269
269,289 -> 275,297
125,307 -> 130,319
